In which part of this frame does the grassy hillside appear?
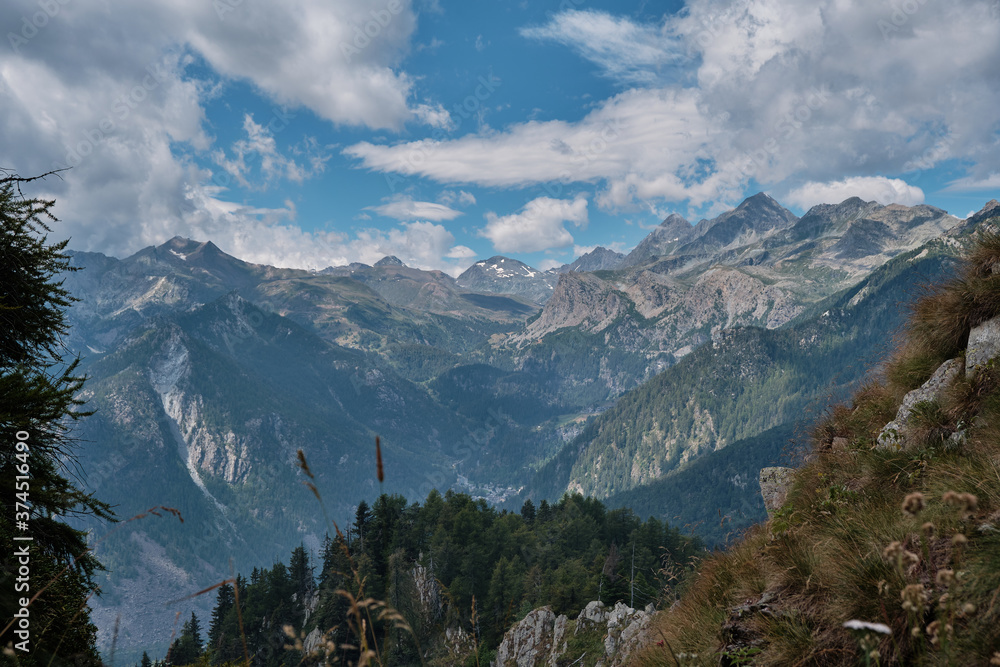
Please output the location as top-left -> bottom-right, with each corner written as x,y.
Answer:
635,227 -> 1000,665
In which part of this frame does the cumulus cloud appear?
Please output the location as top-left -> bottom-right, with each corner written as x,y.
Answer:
0,0 -> 465,272
481,196 -> 588,253
347,0 -> 1000,211
160,185 -> 474,274
520,10 -> 682,85
785,177 -> 925,209
212,114 -> 328,189
366,194 -> 463,221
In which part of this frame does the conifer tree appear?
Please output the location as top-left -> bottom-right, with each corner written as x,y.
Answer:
0,174 -> 113,664
207,582 -> 234,652
167,612 -> 203,666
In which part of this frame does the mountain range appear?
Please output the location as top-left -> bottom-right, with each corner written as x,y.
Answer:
62,194 -> 1000,658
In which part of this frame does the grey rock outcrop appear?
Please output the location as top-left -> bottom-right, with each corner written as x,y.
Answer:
492,606 -> 565,667
876,358 -> 963,449
603,602 -> 653,665
492,601 -> 652,667
966,315 -> 1000,375
759,466 -> 796,515
575,600 -> 607,633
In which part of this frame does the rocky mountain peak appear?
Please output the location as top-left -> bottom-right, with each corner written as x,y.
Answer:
660,212 -> 689,228
457,256 -> 556,304
374,255 -> 406,267
463,256 -> 543,279
557,246 -> 626,273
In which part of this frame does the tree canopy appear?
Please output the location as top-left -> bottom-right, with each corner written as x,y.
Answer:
0,173 -> 113,664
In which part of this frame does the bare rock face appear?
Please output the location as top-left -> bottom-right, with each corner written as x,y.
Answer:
303,627 -> 324,655
967,315 -> 1000,375
445,625 -> 477,663
575,600 -> 608,634
759,466 -> 796,515
876,358 -> 963,450
493,606 -> 563,667
549,614 -> 568,667
604,602 -> 653,666
411,562 -> 443,625
493,601 -> 651,667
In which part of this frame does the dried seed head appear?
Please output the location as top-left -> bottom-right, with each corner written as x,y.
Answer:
962,602 -> 976,615
902,492 -> 926,515
901,584 -> 928,613
882,541 -> 904,561
926,620 -> 941,645
952,533 -> 968,547
943,491 -> 978,518
936,569 -> 956,587
922,521 -> 935,536
903,550 -> 920,568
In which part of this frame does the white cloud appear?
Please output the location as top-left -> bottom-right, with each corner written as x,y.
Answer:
439,189 -> 477,206
481,196 -> 588,253
0,0 -> 466,276
211,113 -> 327,189
785,177 -> 924,209
347,0 -> 1000,211
537,258 -> 564,271
160,185 -> 473,274
366,194 -> 462,221
346,87 -> 716,201
520,10 -> 681,85
946,173 -> 1000,191
446,245 -> 477,259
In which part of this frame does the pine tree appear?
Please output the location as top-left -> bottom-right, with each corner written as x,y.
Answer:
140,650 -> 152,667
168,612 -> 203,666
289,545 -> 314,602
520,498 -> 536,523
207,582 -> 234,652
0,174 -> 114,664
353,500 -> 372,549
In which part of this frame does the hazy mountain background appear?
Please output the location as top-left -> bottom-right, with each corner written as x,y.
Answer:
62,195 -> 1000,658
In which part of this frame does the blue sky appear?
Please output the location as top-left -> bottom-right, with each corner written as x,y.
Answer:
2,0 -> 999,274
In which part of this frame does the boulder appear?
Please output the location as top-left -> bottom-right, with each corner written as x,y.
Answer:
493,606 -> 565,667
603,602 -> 652,666
967,315 -> 1000,375
759,467 -> 796,515
575,600 -> 607,634
876,358 -> 962,449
